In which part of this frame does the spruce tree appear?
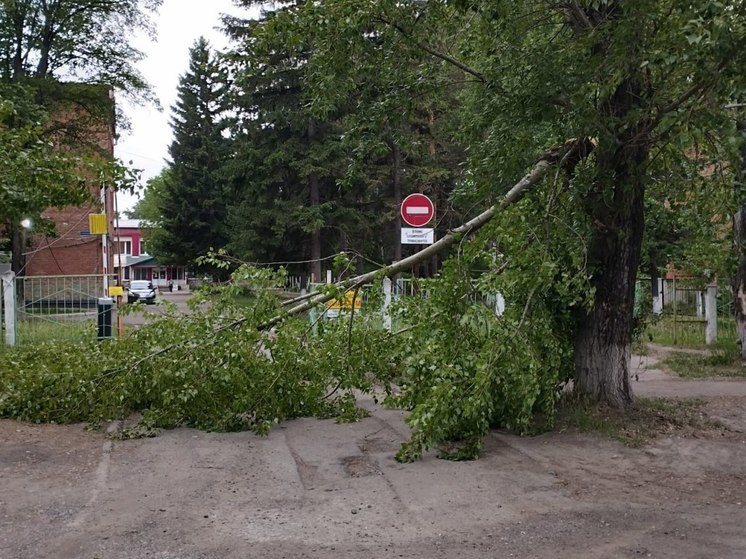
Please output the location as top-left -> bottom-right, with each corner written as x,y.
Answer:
150,37 -> 229,270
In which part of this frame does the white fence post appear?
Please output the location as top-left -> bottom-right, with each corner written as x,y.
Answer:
705,284 -> 717,346
2,271 -> 16,346
652,278 -> 663,315
382,277 -> 392,332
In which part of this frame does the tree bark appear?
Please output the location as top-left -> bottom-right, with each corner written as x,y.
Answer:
11,4 -> 26,79
573,186 -> 644,407
10,223 -> 24,276
308,121 -> 322,282
392,141 -> 402,263
732,121 -> 746,359
574,79 -> 649,407
733,208 -> 746,358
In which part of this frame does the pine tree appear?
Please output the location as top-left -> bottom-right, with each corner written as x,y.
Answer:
223,2 -> 345,280
150,37 -> 230,269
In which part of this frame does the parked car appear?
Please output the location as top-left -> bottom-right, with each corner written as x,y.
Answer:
127,280 -> 157,304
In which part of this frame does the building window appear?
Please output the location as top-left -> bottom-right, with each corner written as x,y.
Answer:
134,268 -> 149,281
118,240 -> 132,255
123,267 -> 130,280
140,240 -> 148,255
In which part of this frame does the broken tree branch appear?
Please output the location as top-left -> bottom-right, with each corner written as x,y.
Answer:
259,138 -> 592,330
107,139 -> 593,376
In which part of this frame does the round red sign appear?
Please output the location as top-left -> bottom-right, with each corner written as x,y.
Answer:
400,193 -> 435,227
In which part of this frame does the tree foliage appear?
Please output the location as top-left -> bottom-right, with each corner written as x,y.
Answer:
0,0 -> 160,98
4,1 -> 746,460
145,37 -> 230,269
0,0 -> 160,265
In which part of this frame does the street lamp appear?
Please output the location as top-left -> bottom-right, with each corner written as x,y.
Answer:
19,218 -> 32,276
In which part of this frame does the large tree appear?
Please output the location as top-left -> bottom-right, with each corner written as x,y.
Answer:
246,0 -> 746,407
223,1 -> 347,281
222,1 -> 468,279
0,0 -> 158,91
0,0 -> 160,273
148,37 -> 230,268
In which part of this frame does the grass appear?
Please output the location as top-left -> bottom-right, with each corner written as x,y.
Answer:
662,348 -> 746,379
0,319 -> 102,353
555,397 -> 722,446
643,315 -> 737,348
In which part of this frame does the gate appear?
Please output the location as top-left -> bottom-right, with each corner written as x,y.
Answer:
2,273 -> 116,346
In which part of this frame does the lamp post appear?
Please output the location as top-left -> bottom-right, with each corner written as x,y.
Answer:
17,218 -> 32,276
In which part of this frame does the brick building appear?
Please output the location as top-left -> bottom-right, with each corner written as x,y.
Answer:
113,219 -> 189,289
23,85 -> 116,279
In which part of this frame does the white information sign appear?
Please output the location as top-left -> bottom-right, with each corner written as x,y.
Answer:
401,227 -> 435,245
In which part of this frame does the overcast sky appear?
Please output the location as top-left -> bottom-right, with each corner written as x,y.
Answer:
115,0 -> 257,212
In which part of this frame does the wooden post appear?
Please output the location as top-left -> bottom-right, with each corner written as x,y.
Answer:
2,271 -> 16,346
705,284 -> 718,346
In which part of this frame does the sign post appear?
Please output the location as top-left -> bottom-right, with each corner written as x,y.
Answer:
401,194 -> 435,246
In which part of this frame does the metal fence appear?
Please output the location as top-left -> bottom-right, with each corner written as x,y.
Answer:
2,273 -> 116,346
637,278 -> 737,347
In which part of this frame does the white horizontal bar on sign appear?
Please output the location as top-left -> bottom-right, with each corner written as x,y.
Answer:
406,206 -> 430,215
401,227 -> 435,245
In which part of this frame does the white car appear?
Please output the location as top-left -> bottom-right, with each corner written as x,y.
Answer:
127,280 -> 157,304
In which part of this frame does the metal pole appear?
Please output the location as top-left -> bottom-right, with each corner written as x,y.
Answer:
113,190 -> 124,337
101,184 -> 109,297
3,271 -> 16,346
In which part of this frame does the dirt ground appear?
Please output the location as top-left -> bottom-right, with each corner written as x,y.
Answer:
1,349 -> 745,559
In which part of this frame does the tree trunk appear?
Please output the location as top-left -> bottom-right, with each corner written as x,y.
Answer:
11,7 -> 25,79
10,223 -> 24,276
574,144 -> 647,407
308,121 -> 322,282
392,141 -> 402,263
574,68 -> 649,407
732,121 -> 746,359
732,230 -> 746,358
36,4 -> 55,78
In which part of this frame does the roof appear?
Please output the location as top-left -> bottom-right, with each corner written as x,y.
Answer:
124,254 -> 156,267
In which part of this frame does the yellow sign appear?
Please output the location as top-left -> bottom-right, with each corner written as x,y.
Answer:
89,213 -> 108,235
109,286 -> 124,296
327,290 -> 362,311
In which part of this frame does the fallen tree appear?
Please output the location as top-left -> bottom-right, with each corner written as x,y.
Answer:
268,139 -> 592,327
0,139 -> 592,459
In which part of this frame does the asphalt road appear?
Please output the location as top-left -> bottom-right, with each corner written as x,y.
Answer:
2,389 -> 746,559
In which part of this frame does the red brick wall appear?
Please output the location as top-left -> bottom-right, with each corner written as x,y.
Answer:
23,85 -> 116,277
25,202 -> 104,276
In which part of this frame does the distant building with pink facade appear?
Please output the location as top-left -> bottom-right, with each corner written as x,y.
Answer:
113,219 -> 188,289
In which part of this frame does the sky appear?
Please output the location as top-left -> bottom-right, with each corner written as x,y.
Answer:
114,0 -> 256,213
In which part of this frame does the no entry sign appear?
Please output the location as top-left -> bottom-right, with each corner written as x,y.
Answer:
400,193 -> 435,227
